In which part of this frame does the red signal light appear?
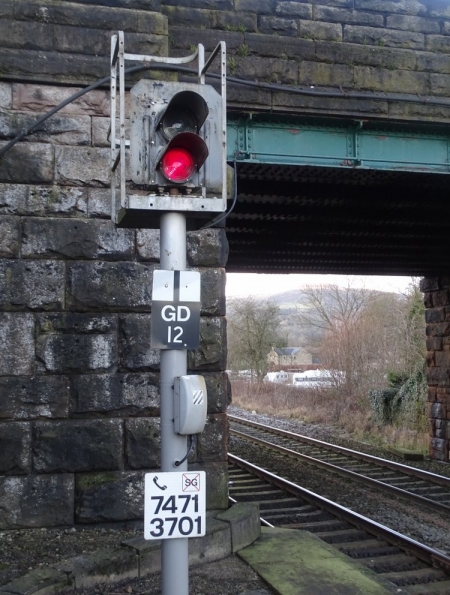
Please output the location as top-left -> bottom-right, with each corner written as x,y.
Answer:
161,147 -> 196,183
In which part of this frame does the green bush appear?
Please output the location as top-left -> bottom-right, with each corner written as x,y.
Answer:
368,388 -> 399,424
386,371 -> 409,389
369,359 -> 427,430
392,360 -> 427,432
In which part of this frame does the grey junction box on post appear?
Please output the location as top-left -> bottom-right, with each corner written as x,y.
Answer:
174,375 -> 207,435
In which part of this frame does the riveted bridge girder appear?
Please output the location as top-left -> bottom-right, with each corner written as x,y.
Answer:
224,115 -> 450,276
227,115 -> 450,174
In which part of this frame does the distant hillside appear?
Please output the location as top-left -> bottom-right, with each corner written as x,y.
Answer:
241,285 -> 399,347
267,289 -> 303,312
256,286 -> 396,308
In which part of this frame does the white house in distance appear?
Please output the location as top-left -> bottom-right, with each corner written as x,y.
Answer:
267,346 -> 313,370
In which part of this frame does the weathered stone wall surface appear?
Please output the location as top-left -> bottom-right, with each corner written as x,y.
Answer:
0,0 -> 166,84
0,1 -> 230,529
165,0 -> 450,122
3,1 -> 450,121
421,277 -> 450,462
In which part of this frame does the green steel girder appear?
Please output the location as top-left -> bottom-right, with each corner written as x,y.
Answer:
227,115 -> 450,173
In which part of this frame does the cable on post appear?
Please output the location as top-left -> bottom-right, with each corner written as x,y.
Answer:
200,159 -> 238,229
173,435 -> 195,467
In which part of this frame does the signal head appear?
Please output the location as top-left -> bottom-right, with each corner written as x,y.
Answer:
158,91 -> 208,141
160,132 -> 209,183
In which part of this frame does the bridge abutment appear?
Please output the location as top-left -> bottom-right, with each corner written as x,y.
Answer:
0,2 -> 230,530
421,277 -> 450,463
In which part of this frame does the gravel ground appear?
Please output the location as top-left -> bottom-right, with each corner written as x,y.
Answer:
0,522 -> 275,595
0,525 -> 142,586
74,556 -> 275,595
1,405 -> 449,594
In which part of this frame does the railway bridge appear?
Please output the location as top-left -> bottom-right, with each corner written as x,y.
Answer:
1,0 -> 450,528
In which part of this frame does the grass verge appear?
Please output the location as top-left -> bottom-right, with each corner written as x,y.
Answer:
230,379 -> 428,453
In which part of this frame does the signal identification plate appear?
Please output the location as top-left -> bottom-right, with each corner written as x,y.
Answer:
151,270 -> 201,349
144,471 -> 206,540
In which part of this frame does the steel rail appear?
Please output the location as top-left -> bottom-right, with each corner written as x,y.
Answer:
228,495 -> 275,527
229,453 -> 450,574
231,427 -> 450,516
229,414 -> 450,488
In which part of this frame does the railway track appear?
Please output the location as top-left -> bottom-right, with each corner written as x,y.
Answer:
228,453 -> 450,594
229,415 -> 450,516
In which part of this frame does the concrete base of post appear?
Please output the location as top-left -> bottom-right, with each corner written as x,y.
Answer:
0,504 -> 261,595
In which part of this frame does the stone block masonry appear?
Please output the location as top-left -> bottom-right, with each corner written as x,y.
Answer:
3,2 -> 450,120
0,1 -> 231,528
421,277 -> 450,462
0,1 -> 167,85
165,0 -> 450,122
0,186 -> 230,528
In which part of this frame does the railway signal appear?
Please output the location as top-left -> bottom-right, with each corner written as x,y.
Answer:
111,33 -> 226,227
146,86 -> 210,188
110,34 -> 227,595
127,79 -> 226,220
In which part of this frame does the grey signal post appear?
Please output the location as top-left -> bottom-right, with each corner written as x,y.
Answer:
110,33 -> 227,595
159,212 -> 190,595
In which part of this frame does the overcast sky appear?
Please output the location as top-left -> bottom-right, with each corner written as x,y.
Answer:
225,273 -> 414,299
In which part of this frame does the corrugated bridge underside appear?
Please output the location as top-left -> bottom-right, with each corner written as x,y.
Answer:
225,163 -> 450,276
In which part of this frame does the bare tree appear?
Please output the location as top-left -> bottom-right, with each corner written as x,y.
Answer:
295,281 -> 375,394
296,280 -> 374,334
227,297 -> 283,381
294,278 -> 426,399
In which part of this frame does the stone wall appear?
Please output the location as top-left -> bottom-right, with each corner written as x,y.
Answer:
164,0 -> 450,122
0,79 -> 230,528
3,1 -> 450,120
0,0 -> 166,84
0,1 -> 229,529
421,277 -> 450,462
